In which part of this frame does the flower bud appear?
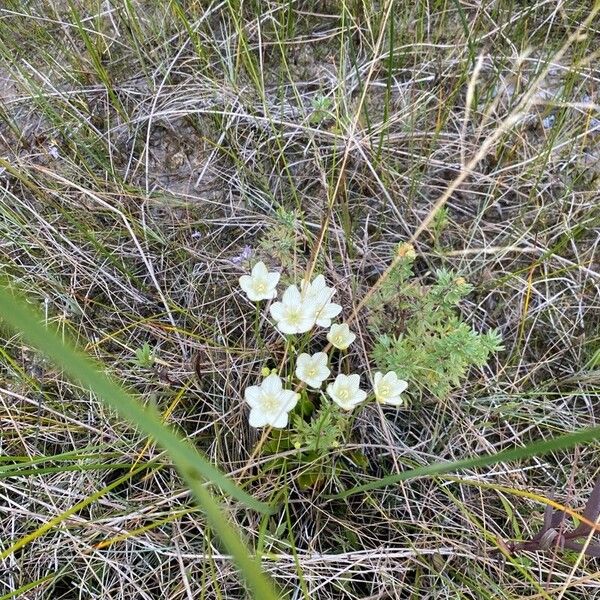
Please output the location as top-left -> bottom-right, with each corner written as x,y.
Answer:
397,242 -> 416,259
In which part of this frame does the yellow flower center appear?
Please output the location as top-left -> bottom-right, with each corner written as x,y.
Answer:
380,385 -> 390,397
287,308 -> 303,325
255,281 -> 266,293
262,395 -> 279,411
338,388 -> 349,400
308,367 -> 317,377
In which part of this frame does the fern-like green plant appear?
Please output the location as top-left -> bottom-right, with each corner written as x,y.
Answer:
258,207 -> 300,271
369,248 -> 503,399
291,403 -> 346,453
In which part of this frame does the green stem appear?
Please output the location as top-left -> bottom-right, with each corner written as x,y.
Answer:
253,303 -> 262,347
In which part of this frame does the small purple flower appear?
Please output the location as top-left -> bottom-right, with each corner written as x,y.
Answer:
231,245 -> 252,264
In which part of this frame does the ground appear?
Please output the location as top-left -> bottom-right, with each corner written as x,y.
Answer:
0,1 -> 599,599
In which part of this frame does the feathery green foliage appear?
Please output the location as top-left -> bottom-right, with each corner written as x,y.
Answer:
291,403 -> 346,453
370,249 -> 504,399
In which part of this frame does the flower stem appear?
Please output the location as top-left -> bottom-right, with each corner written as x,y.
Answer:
253,303 -> 264,349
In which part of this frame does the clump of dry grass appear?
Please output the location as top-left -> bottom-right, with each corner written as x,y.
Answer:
1,1 -> 600,598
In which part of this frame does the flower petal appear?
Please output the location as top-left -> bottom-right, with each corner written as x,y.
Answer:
248,408 -> 269,428
277,319 -> 298,335
295,314 -> 316,333
311,274 -> 326,290
252,261 -> 268,278
382,395 -> 404,407
262,373 -> 282,395
244,385 -> 262,407
271,411 -> 289,428
317,364 -> 331,381
311,287 -> 333,307
267,271 -> 281,289
382,371 -> 396,385
239,275 -> 253,294
280,390 -> 299,411
313,352 -> 328,366
335,398 -> 355,411
296,353 -> 311,369
282,284 -> 301,304
346,373 -> 361,388
392,379 -> 408,395
373,372 -> 383,388
353,389 -> 367,404
269,302 -> 285,322
320,302 -> 342,319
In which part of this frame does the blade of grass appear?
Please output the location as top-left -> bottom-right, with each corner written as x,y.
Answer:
0,461 -> 155,562
0,282 -> 268,512
0,282 -> 280,600
0,573 -> 58,600
330,430 -> 600,501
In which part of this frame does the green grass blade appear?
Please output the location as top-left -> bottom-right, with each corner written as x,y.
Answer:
0,573 -> 58,600
0,461 -> 153,561
0,282 -> 267,512
0,283 -> 280,599
331,426 -> 600,500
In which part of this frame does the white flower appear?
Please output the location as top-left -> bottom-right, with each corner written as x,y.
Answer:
295,352 -> 330,388
326,373 -> 366,411
373,371 -> 408,406
301,275 -> 342,328
327,323 -> 356,350
239,261 -> 280,302
244,373 -> 299,428
270,285 -> 317,334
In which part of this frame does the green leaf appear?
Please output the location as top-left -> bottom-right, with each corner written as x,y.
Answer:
134,341 -> 155,367
329,427 -> 600,501
0,283 -> 280,600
